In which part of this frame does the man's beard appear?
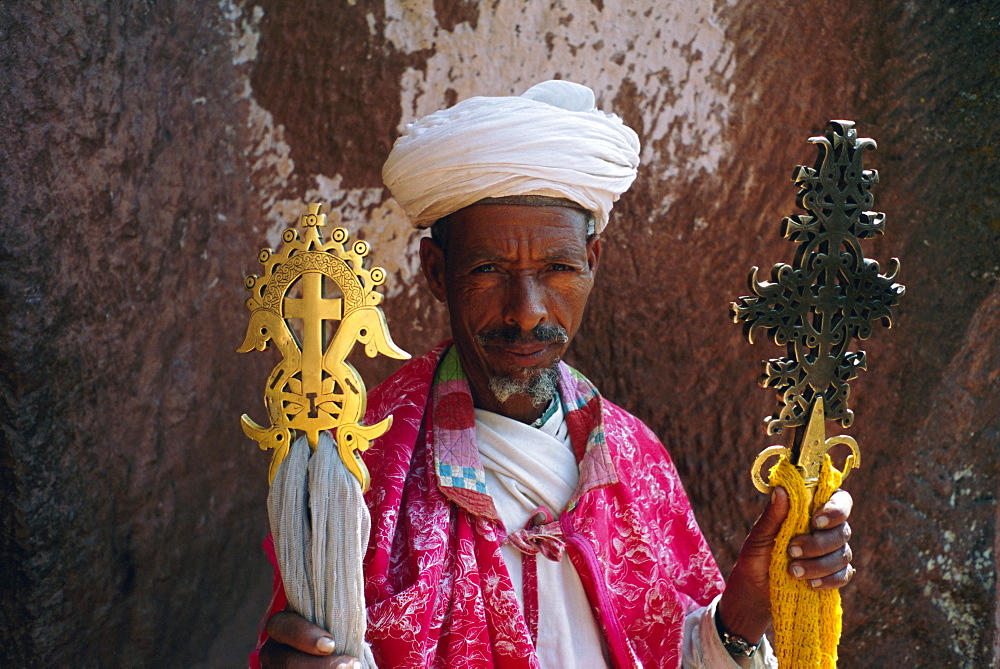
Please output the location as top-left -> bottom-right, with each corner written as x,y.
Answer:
487,366 -> 560,406
476,324 -> 568,407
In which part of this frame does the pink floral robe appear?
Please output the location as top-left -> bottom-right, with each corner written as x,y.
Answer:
252,343 -> 723,668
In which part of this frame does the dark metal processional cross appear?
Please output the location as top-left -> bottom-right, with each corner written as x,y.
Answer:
731,121 -> 904,492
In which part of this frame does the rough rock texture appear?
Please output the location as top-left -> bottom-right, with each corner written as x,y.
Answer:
0,2 -> 273,665
1,0 -> 996,666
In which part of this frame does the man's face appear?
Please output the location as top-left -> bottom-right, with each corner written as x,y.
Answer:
420,203 -> 601,422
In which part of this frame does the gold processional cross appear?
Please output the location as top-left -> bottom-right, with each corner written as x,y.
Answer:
238,203 -> 409,488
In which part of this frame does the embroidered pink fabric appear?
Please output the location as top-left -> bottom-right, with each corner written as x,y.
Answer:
251,343 -> 723,668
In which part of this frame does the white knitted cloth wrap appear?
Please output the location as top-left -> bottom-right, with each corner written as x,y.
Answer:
382,80 -> 640,233
268,432 -> 377,668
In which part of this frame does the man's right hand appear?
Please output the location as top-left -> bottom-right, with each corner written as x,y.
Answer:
259,610 -> 361,669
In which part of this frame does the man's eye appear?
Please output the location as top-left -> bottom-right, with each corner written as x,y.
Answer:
472,263 -> 497,273
550,263 -> 575,272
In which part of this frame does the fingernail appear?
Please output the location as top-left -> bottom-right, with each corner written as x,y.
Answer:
791,565 -> 805,577
316,636 -> 336,653
810,578 -> 823,588
789,545 -> 803,558
815,515 -> 829,528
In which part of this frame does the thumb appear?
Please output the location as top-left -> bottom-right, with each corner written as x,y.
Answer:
718,487 -> 791,637
741,486 -> 790,558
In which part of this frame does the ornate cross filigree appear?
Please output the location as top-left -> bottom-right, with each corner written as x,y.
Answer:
731,121 -> 904,489
238,203 -> 409,487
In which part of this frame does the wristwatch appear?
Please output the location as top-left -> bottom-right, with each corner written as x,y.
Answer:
714,609 -> 761,658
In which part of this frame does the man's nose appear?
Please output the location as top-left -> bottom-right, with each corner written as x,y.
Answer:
504,274 -> 547,332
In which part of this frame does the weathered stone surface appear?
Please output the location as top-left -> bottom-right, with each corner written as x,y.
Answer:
1,0 -> 996,666
0,2 -> 273,665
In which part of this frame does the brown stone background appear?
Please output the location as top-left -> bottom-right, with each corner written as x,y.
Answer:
1,1 -> 996,666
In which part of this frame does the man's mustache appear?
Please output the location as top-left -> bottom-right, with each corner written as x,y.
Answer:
476,324 -> 569,346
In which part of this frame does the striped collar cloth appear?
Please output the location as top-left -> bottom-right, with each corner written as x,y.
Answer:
430,345 -> 618,521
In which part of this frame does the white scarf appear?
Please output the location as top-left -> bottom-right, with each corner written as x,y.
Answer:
475,403 -> 609,669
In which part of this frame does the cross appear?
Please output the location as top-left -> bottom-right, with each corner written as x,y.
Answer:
731,120 -> 904,440
284,271 -> 342,406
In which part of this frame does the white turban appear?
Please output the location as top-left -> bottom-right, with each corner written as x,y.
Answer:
381,80 -> 640,233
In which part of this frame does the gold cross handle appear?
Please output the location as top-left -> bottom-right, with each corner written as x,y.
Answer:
337,418 -> 394,493
751,397 -> 861,494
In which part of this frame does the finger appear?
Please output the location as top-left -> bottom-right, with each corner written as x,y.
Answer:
743,486 -> 790,555
761,486 -> 791,535
812,489 -> 853,530
788,522 -> 851,559
803,563 -> 856,591
258,638 -> 360,669
266,610 -> 337,655
789,543 -> 852,583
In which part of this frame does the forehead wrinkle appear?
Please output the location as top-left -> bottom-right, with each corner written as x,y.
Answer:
541,243 -> 588,262
457,239 -> 586,266
446,205 -> 591,266
457,243 -> 509,260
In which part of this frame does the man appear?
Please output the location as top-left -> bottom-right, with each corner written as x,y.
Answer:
254,81 -> 853,668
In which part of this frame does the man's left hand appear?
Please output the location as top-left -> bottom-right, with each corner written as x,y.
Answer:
716,487 -> 855,648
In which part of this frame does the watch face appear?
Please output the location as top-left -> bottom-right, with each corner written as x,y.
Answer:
721,632 -> 759,658
715,610 -> 760,658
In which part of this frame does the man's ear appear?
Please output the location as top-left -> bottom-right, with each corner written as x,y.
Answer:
419,236 -> 448,303
586,234 -> 602,276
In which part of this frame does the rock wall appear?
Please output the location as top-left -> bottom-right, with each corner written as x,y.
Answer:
1,0 -> 996,666
0,2 -> 273,665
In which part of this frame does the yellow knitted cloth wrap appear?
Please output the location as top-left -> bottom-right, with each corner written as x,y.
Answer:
768,454 -> 843,668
